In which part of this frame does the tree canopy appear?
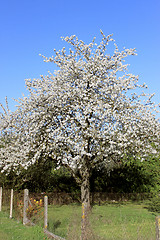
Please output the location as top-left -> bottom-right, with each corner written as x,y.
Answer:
0,32 -> 160,211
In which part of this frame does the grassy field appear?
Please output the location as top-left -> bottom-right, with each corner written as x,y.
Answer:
0,211 -> 48,240
38,201 -> 157,240
0,201 -> 157,240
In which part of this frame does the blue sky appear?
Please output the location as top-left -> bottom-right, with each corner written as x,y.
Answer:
0,0 -> 160,115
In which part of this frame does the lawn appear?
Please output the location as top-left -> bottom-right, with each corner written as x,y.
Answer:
0,211 -> 48,240
38,201 -> 157,240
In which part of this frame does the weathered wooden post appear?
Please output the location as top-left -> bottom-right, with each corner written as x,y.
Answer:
9,189 -> 13,218
44,196 -> 48,229
156,216 -> 160,240
0,187 -> 2,211
23,189 -> 29,225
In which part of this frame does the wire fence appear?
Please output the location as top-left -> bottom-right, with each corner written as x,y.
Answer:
0,187 -> 159,240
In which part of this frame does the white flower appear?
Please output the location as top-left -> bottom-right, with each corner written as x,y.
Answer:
0,31 -> 159,174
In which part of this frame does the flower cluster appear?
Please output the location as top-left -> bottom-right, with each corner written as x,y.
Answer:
17,198 -> 43,221
27,198 -> 43,219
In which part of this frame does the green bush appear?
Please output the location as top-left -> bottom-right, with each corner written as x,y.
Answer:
147,196 -> 160,213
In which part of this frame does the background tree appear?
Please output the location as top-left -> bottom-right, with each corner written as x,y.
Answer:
0,31 -> 160,239
90,154 -> 160,194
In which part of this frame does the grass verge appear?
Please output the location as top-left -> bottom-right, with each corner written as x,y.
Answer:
0,211 -> 48,240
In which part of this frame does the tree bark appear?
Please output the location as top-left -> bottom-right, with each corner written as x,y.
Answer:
81,170 -> 90,210
80,166 -> 91,240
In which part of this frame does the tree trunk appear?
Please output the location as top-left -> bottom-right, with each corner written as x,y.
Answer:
80,166 -> 91,240
81,171 -> 90,210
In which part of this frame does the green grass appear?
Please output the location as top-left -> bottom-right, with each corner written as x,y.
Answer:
90,203 -> 156,240
0,202 -> 157,240
47,204 -> 81,238
0,211 -> 48,240
38,201 -> 157,240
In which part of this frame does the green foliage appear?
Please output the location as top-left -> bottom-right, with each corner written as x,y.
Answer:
147,196 -> 160,213
90,155 -> 160,193
50,167 -> 80,193
21,157 -> 57,192
0,158 -> 54,191
1,153 -> 160,194
0,159 -> 79,193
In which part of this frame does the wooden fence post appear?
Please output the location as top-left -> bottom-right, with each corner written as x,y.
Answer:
23,189 -> 29,225
44,196 -> 48,229
0,187 -> 2,211
156,216 -> 160,240
9,189 -> 13,218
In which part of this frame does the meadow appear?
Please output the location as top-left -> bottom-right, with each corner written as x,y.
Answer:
0,200 -> 157,240
39,201 -> 157,240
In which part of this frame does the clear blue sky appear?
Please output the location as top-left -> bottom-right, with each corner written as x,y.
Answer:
0,0 -> 160,114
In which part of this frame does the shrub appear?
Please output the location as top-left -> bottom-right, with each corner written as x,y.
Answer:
17,198 -> 43,223
147,196 -> 160,213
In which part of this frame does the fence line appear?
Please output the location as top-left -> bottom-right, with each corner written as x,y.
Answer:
0,188 -> 65,240
0,188 -> 159,240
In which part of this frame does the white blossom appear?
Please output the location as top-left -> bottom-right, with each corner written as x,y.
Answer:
0,31 -> 159,177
